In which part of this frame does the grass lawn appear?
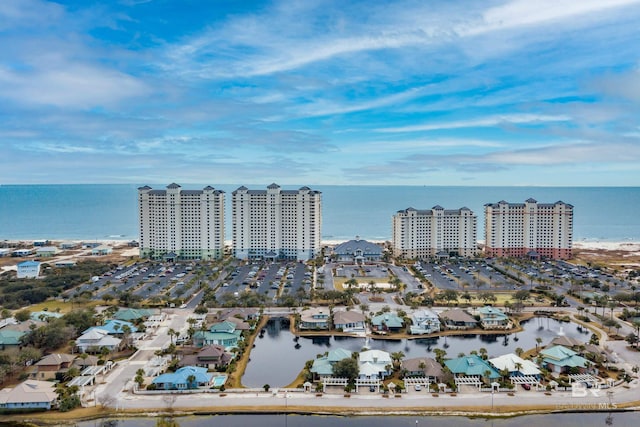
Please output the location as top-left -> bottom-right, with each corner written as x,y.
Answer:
333,276 -> 392,291
26,299 -> 100,314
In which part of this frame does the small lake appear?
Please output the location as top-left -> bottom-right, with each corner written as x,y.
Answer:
242,316 -> 591,388
70,412 -> 632,427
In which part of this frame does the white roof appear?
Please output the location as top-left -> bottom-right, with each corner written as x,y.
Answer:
359,361 -> 382,376
359,349 -> 392,364
0,380 -> 57,404
489,353 -> 541,376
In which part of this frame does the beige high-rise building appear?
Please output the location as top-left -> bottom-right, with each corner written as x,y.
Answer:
232,183 -> 321,261
392,206 -> 477,259
484,198 -> 573,259
138,183 -> 225,260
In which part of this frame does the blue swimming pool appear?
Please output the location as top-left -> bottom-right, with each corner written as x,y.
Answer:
212,375 -> 228,387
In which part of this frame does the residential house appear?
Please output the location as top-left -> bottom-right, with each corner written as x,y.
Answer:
444,355 -> 501,382
332,238 -> 383,263
31,353 -> 75,380
152,366 -> 214,390
0,380 -> 58,410
76,328 -> 121,353
12,249 -> 33,257
35,246 -> 58,257
86,319 -> 138,335
30,311 -> 63,322
310,348 -> 353,379
193,321 -> 242,350
91,245 -> 113,256
217,307 -> 260,322
114,308 -> 157,322
409,309 -> 441,335
299,307 -> 330,330
0,329 -> 24,350
370,313 -> 404,333
439,308 -> 478,330
17,261 -> 40,278
477,306 -> 511,329
358,349 -> 392,379
178,345 -> 233,370
540,345 -> 593,374
332,310 -> 366,333
402,357 -> 445,383
488,353 -> 541,378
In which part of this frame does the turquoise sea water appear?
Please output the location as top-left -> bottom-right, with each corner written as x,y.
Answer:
0,184 -> 638,242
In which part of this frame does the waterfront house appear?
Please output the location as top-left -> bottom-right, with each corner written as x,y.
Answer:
17,261 -> 41,278
192,321 -> 242,349
332,238 -> 383,263
370,313 -> 404,333
217,307 -> 260,322
310,348 -> 353,379
409,309 -> 441,335
540,345 -> 593,374
299,307 -> 330,330
152,366 -> 213,390
358,349 -> 392,379
439,308 -> 478,330
0,248 -> 11,258
76,328 -> 122,353
332,310 -> 366,333
178,345 -> 232,370
477,306 -> 511,329
445,354 -> 501,383
488,353 -> 541,378
30,353 -> 75,380
402,357 -> 445,383
0,380 -> 58,410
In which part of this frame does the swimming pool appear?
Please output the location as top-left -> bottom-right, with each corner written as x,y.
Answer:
212,375 -> 228,387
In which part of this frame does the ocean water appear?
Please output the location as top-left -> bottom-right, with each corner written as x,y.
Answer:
0,184 -> 638,242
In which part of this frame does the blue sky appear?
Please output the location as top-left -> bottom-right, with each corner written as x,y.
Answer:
1,0 -> 640,186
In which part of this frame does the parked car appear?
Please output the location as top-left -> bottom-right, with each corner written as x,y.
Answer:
414,384 -> 422,391
521,383 -> 531,390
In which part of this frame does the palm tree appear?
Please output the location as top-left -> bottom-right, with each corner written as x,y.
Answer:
168,328 -> 177,345
187,374 -> 197,389
535,337 -> 543,353
515,347 -> 524,357
390,351 -> 405,369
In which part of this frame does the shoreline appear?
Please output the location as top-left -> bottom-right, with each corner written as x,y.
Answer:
6,401 -> 640,425
2,238 -> 640,252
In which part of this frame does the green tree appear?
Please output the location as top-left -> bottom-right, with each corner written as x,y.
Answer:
333,357 -> 359,381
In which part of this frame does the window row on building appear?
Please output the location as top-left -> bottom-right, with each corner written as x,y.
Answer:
392,199 -> 573,260
138,183 -> 322,261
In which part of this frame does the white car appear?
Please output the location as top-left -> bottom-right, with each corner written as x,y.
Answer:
414,384 -> 422,391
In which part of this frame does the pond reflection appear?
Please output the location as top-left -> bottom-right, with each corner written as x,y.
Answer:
243,316 -> 589,388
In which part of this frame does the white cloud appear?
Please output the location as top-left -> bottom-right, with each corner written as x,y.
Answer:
376,114 -> 571,133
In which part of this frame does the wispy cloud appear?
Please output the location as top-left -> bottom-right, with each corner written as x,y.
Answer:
376,114 -> 571,133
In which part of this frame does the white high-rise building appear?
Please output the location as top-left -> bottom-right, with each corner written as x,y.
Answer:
232,183 -> 322,261
138,183 -> 225,260
484,198 -> 573,259
392,206 -> 477,259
